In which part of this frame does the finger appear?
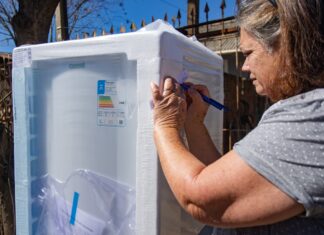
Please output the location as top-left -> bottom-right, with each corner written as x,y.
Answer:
188,87 -> 203,104
183,82 -> 193,87
162,77 -> 175,97
185,92 -> 193,107
192,84 -> 210,97
151,81 -> 162,104
188,87 -> 204,104
174,82 -> 183,97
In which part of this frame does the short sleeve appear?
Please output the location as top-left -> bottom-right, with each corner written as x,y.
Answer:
233,89 -> 324,217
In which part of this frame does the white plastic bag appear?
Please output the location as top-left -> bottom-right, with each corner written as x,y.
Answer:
36,170 -> 136,235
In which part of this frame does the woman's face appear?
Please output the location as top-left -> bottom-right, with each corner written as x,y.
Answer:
240,29 -> 279,97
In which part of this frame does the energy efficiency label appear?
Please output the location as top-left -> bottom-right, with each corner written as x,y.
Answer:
97,80 -> 126,127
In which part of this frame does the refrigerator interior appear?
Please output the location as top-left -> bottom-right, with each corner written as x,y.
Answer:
26,53 -> 138,234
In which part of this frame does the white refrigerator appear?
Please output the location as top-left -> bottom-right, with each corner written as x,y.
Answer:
12,20 -> 224,235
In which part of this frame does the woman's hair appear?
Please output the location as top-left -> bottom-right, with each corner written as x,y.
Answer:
237,0 -> 324,101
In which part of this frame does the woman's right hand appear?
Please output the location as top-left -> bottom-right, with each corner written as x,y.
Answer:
184,83 -> 210,126
151,77 -> 188,131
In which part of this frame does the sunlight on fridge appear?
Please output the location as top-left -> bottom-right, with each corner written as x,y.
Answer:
13,20 -> 223,235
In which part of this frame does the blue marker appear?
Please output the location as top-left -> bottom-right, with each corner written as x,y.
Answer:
180,83 -> 229,111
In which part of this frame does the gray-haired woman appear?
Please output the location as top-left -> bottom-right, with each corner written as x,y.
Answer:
151,0 -> 324,234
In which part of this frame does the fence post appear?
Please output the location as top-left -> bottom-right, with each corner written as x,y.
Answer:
55,0 -> 69,41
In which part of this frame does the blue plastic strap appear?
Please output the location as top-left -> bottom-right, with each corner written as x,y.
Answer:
70,192 -> 80,225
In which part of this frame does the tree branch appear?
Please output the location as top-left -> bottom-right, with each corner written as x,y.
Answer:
0,16 -> 14,40
68,0 -> 89,20
8,0 -> 18,14
0,2 -> 13,25
0,31 -> 10,37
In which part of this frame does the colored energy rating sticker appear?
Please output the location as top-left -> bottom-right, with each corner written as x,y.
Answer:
98,96 -> 114,108
97,80 -> 126,127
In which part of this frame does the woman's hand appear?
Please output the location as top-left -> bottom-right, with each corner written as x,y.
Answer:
184,83 -> 210,126
151,77 -> 187,130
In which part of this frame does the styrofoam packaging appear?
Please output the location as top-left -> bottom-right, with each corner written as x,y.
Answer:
12,20 -> 223,235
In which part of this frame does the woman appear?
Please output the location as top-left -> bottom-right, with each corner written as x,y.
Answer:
151,0 -> 324,234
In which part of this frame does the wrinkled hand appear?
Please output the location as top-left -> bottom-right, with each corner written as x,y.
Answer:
151,77 -> 187,130
184,83 -> 210,125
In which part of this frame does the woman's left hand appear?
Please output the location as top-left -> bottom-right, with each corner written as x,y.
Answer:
151,77 -> 187,130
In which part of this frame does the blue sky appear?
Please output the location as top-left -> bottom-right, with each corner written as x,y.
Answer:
0,0 -> 236,53
122,0 -> 236,27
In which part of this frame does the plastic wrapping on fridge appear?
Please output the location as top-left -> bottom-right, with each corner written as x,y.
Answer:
13,20 -> 224,235
35,170 -> 135,235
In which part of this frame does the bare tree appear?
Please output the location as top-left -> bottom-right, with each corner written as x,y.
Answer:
0,0 -> 61,46
66,0 -> 126,37
0,1 -> 16,45
0,0 -> 125,46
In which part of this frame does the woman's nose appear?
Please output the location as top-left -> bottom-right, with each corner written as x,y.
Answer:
241,59 -> 250,72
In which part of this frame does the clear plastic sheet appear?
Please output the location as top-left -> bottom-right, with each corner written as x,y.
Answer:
35,170 -> 135,235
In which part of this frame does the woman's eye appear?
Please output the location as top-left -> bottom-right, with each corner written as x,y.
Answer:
243,51 -> 252,57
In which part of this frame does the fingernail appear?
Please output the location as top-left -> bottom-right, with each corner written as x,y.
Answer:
150,81 -> 157,89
